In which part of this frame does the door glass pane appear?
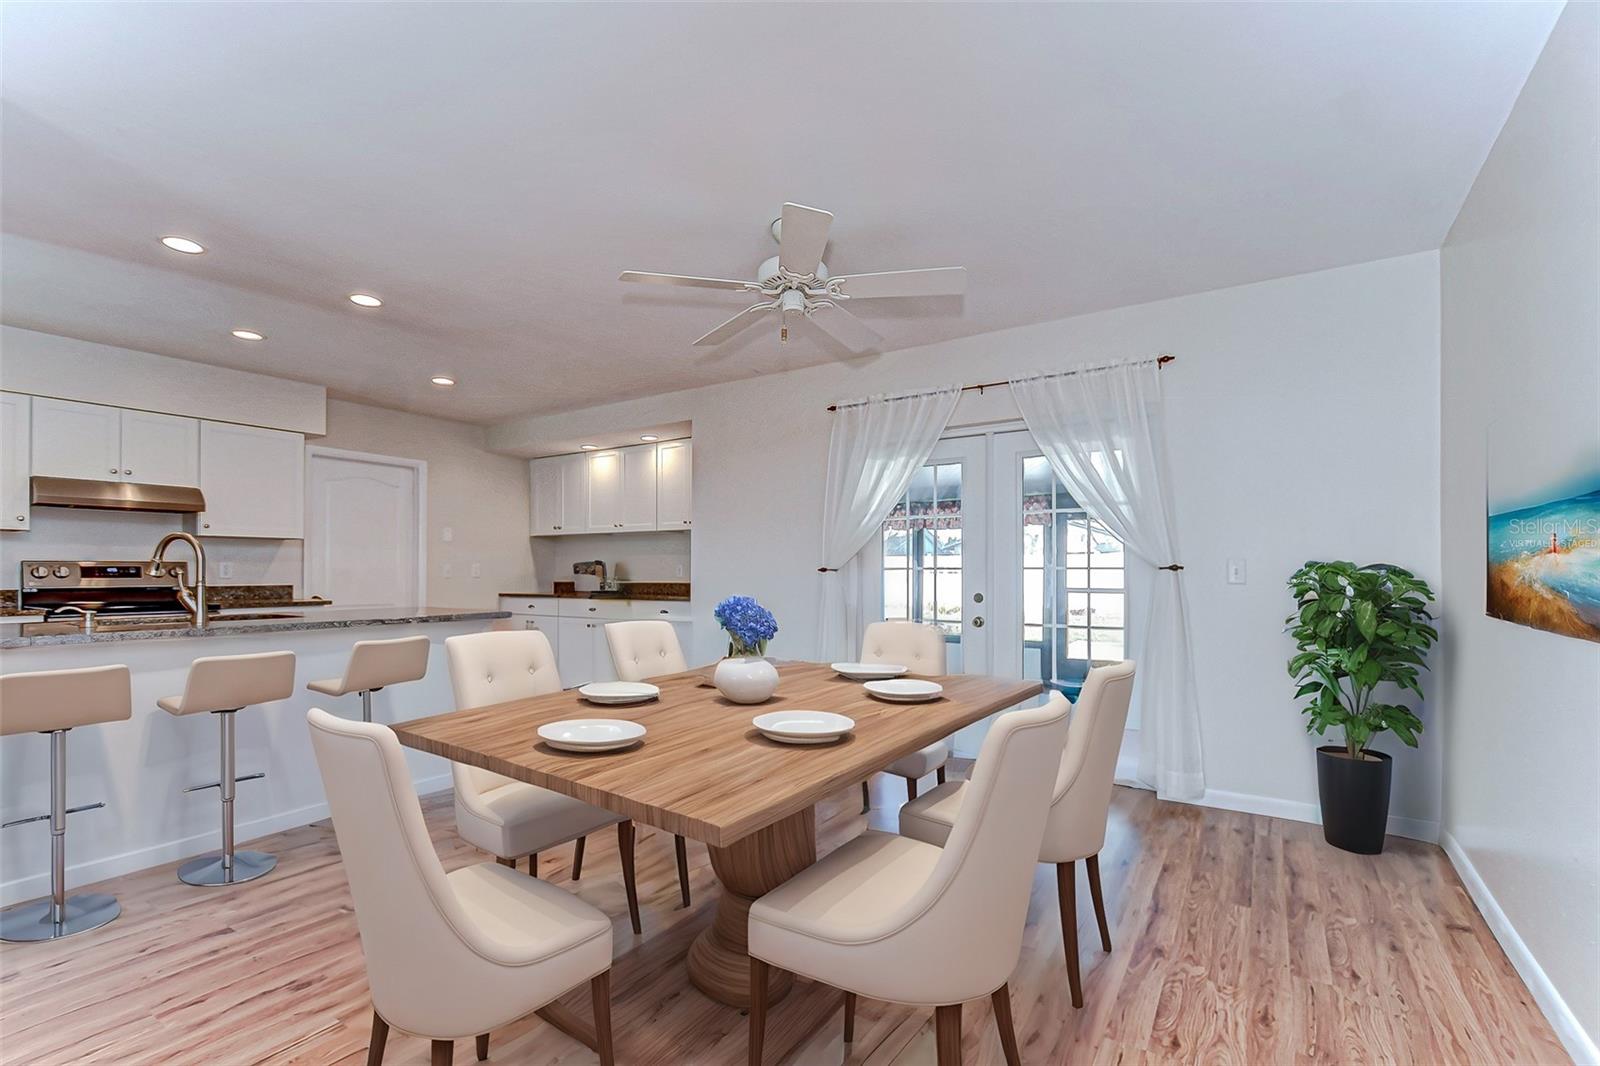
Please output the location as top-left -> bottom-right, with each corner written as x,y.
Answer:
879,454 -> 968,671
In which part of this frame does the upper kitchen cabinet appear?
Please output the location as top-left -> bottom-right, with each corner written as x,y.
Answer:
197,421 -> 305,538
588,445 -> 657,531
655,439 -> 692,528
1,393 -> 30,530
529,452 -> 588,535
30,397 -> 199,486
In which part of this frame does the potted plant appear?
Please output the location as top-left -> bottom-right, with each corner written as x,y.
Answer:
712,595 -> 780,704
1285,561 -> 1438,854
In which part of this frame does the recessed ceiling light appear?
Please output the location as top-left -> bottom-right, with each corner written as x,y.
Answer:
348,293 -> 383,308
430,375 -> 456,387
579,444 -> 599,451
639,434 -> 660,442
160,235 -> 205,254
231,329 -> 265,341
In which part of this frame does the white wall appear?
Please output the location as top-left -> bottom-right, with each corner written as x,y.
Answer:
491,252 -> 1444,832
316,399 -> 534,608
529,529 -> 691,589
0,325 -> 326,434
1439,4 -> 1599,1059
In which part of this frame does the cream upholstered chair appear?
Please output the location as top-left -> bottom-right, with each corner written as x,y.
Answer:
307,709 -> 615,1066
307,635 -> 431,722
900,660 -> 1136,1008
747,695 -> 1073,1066
859,621 -> 951,810
602,619 -> 692,906
445,630 -> 688,932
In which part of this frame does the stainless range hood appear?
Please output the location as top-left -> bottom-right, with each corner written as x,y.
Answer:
30,476 -> 206,514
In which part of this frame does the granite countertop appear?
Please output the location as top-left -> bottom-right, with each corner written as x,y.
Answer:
0,584 -> 333,618
0,607 -> 510,649
501,581 -> 691,602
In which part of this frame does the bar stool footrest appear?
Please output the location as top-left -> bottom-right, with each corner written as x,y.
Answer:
2,801 -> 106,829
0,892 -> 120,942
182,772 -> 266,794
178,850 -> 276,887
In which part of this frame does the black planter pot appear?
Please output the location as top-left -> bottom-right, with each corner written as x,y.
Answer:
1315,746 -> 1392,854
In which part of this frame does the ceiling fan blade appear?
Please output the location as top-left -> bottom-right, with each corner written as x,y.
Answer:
778,202 -> 832,277
829,267 -> 967,299
693,303 -> 774,346
808,304 -> 884,353
619,271 -> 753,291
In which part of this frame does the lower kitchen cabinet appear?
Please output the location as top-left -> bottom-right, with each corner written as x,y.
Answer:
556,617 -> 617,687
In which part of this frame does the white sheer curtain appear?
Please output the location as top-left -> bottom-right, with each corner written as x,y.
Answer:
817,386 -> 962,662
1010,360 -> 1204,800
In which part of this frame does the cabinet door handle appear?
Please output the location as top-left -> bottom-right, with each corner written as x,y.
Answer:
202,522 -> 211,529
123,469 -> 132,476
14,515 -> 24,522
109,467 -> 118,474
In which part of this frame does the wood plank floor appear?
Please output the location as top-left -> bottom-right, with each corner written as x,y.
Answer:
0,772 -> 1568,1065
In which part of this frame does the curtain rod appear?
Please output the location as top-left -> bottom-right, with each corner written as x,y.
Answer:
825,354 -> 1176,412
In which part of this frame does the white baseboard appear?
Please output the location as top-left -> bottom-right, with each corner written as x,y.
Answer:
1,772 -> 454,906
1440,831 -> 1599,1066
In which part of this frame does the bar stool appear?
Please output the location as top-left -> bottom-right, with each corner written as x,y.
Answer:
306,635 -> 431,722
0,665 -> 131,942
160,651 -> 296,886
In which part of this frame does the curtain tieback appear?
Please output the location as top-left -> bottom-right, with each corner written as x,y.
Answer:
817,566 -> 839,573
1160,563 -> 1184,571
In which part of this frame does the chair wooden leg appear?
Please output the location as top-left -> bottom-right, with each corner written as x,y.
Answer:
843,991 -> 856,1043
529,852 -> 538,878
934,1003 -> 962,1066
431,1039 -> 453,1066
474,1033 -> 489,1061
905,776 -> 918,801
1057,861 -> 1083,1008
1086,852 -> 1111,951
365,1011 -> 389,1066
674,834 -> 691,908
591,969 -> 615,1066
936,766 -> 947,785
990,984 -> 1021,1066
748,957 -> 770,1066
495,856 -> 516,869
572,835 -> 586,880
861,779 -> 871,813
617,820 -> 642,935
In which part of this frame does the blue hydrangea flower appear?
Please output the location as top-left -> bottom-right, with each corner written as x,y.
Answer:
714,595 -> 779,657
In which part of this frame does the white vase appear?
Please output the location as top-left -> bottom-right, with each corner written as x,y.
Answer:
714,656 -> 779,704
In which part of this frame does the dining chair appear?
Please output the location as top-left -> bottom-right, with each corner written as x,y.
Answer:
444,630 -> 689,933
859,620 -> 951,810
900,660 -> 1136,1008
306,709 -> 616,1066
747,695 -> 1073,1066
603,619 -> 692,906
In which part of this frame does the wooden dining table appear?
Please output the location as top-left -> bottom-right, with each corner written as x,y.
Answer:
392,661 -> 1042,1008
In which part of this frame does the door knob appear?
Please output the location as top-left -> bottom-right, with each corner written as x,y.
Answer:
972,616 -> 985,628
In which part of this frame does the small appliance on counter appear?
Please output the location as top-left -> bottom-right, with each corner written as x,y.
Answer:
572,560 -> 618,593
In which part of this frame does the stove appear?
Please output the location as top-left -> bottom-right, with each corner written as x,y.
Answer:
19,560 -> 193,620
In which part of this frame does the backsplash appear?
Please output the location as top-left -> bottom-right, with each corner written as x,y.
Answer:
530,529 -> 690,586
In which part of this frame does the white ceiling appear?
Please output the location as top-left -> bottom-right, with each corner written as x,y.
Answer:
1,2 -> 1559,424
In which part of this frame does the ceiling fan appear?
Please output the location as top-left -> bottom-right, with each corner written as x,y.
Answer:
619,202 -> 965,353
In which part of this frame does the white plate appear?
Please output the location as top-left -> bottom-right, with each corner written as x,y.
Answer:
752,710 -> 855,745
863,679 -> 944,703
831,661 -> 909,681
577,681 -> 660,705
537,719 -> 646,753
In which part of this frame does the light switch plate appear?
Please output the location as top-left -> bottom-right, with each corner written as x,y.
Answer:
470,562 -> 482,578
1226,558 -> 1247,585
219,561 -> 236,580
442,562 -> 453,578
442,526 -> 454,543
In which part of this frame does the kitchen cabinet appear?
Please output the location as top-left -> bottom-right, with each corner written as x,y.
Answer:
655,439 -> 692,528
529,453 -> 588,535
198,421 -> 305,538
1,393 -> 30,530
556,616 -> 618,687
585,449 -> 623,531
30,397 -> 122,481
30,397 -> 199,486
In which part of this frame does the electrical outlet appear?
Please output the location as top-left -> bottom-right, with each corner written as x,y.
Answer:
219,561 -> 236,580
442,562 -> 453,578
442,526 -> 454,543
1226,558 -> 1247,585
676,563 -> 685,577
470,562 -> 482,579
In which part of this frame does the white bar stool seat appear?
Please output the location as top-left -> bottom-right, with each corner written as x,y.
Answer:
306,635 -> 431,722
160,650 -> 296,887
0,665 -> 131,942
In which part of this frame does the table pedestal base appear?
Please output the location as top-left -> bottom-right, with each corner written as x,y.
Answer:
687,806 -> 817,1007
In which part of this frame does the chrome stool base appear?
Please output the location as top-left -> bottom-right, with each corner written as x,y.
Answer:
178,849 -> 277,886
0,892 -> 120,942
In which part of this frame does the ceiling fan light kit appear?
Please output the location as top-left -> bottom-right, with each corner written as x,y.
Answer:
620,202 -> 965,353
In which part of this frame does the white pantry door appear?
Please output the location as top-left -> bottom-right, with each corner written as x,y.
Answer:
305,448 -> 425,608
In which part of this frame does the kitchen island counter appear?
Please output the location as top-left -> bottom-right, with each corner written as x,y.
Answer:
0,607 -> 510,649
